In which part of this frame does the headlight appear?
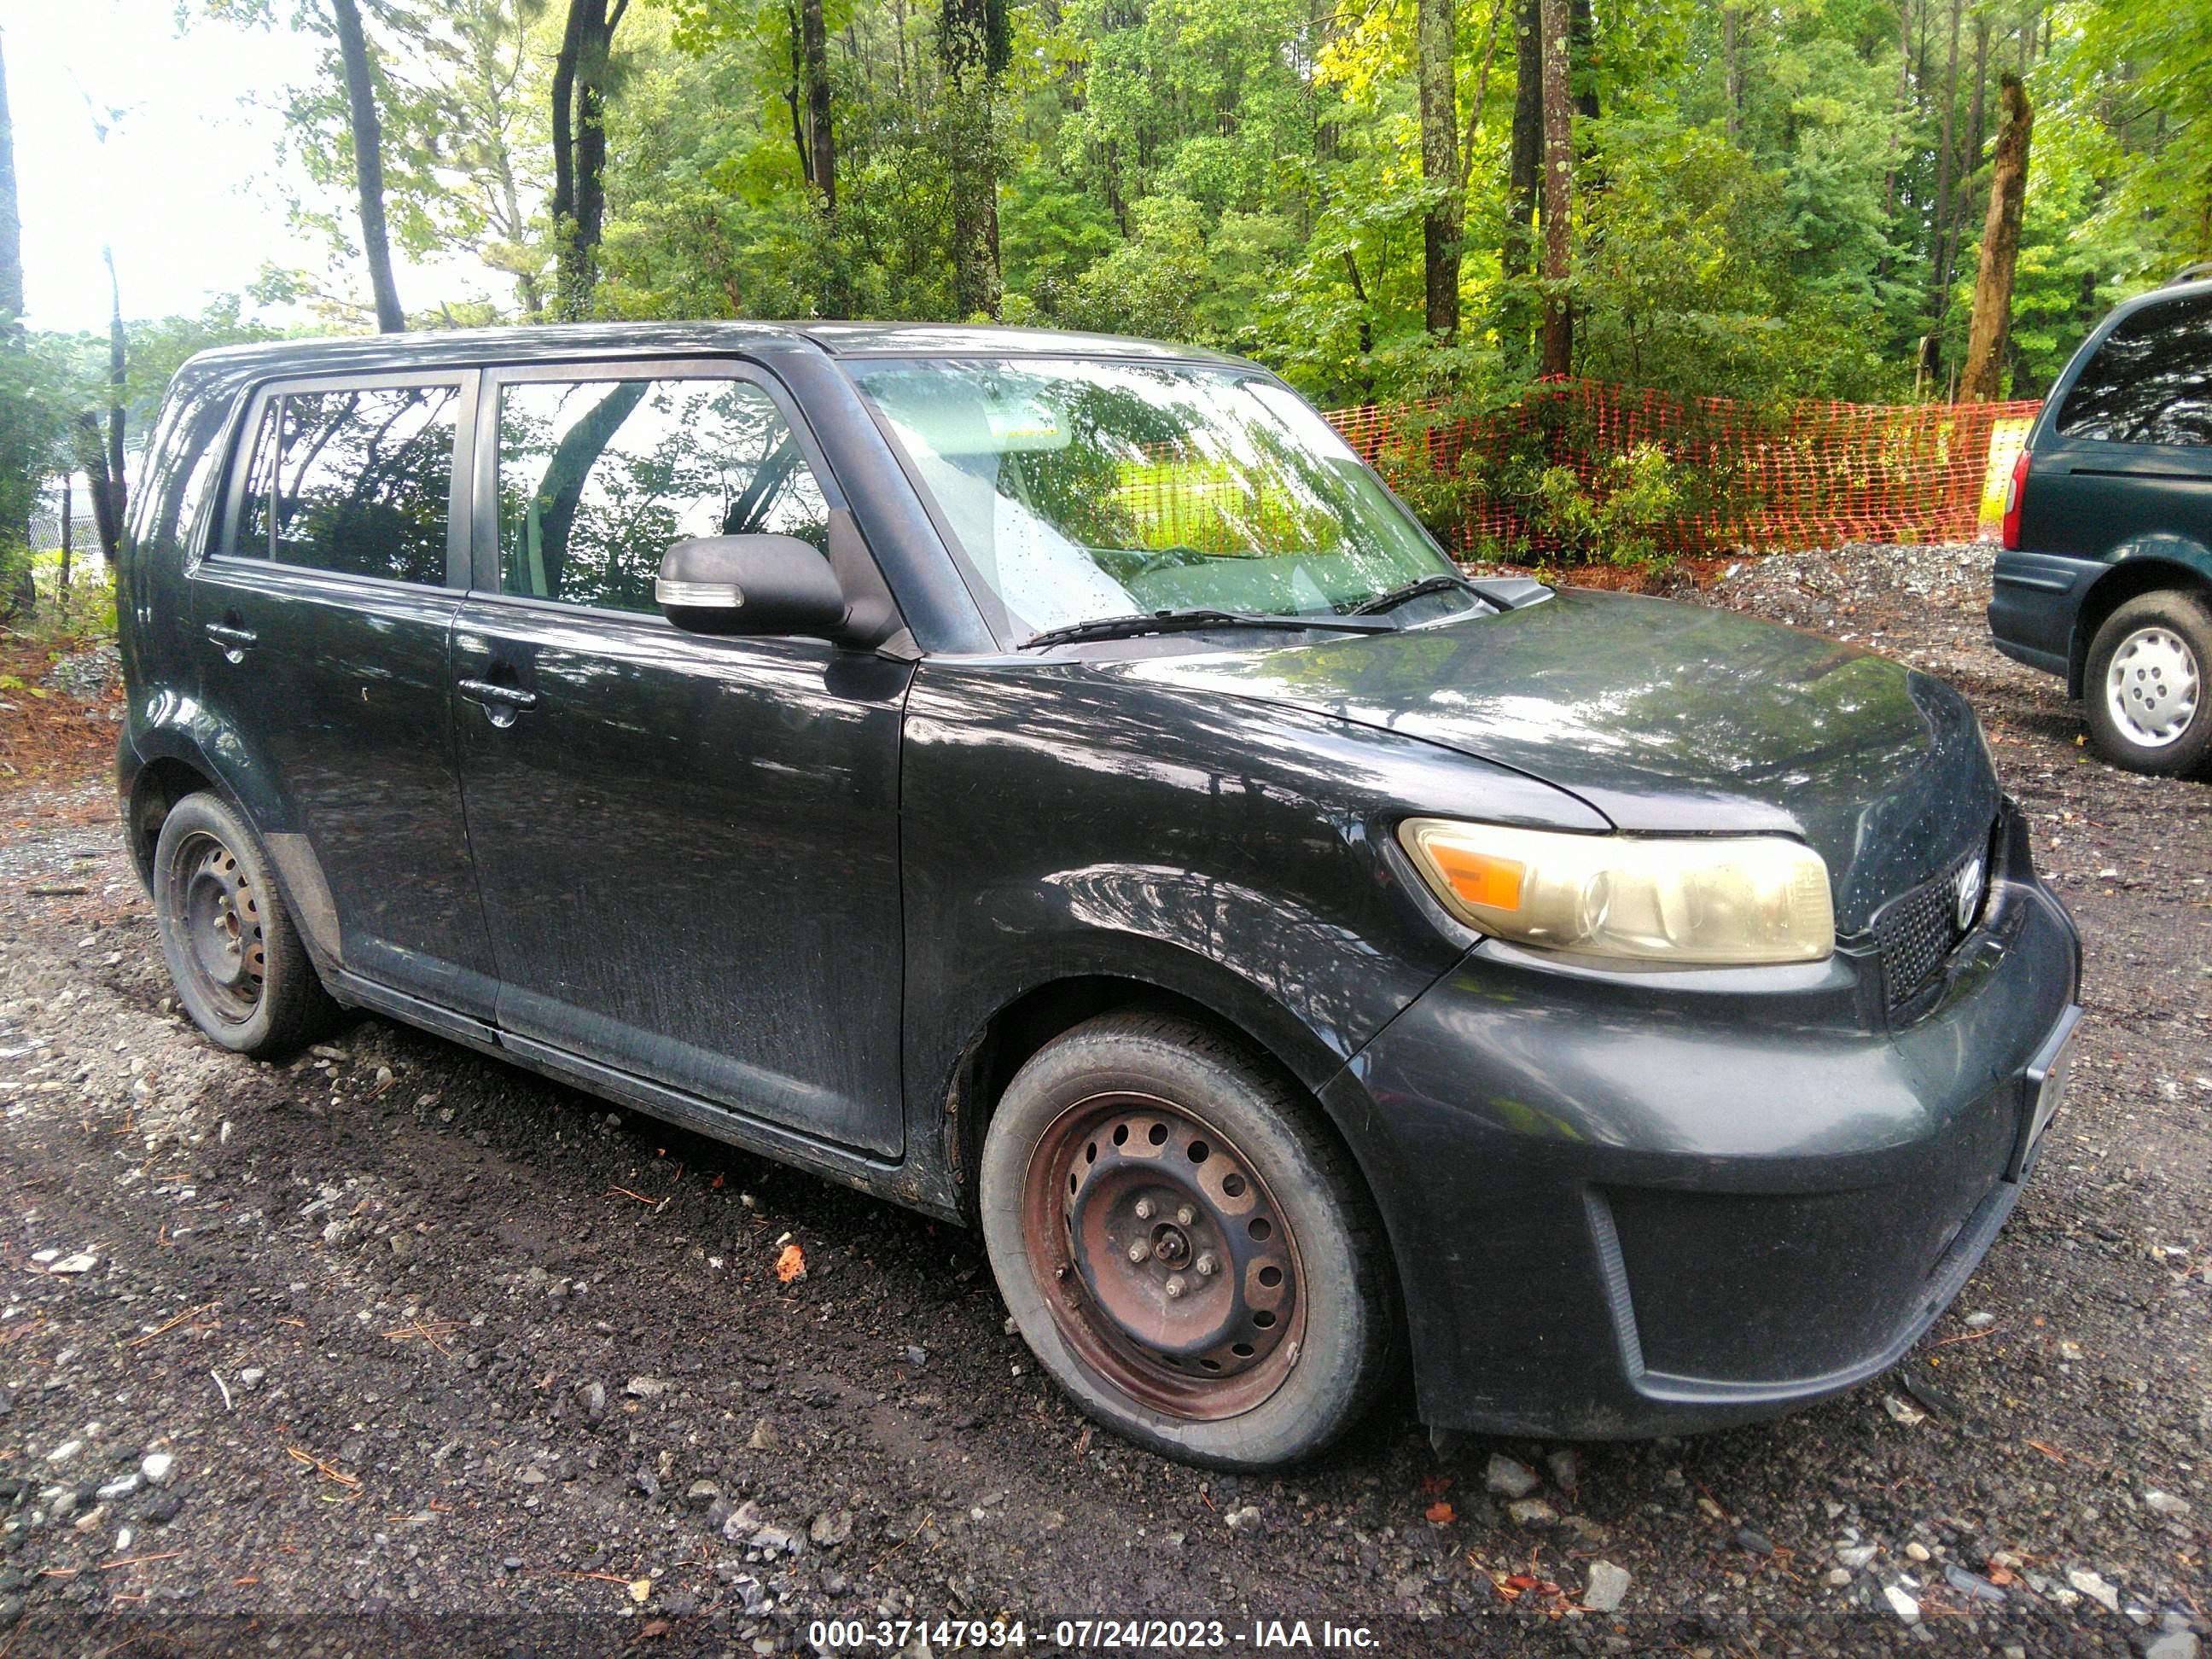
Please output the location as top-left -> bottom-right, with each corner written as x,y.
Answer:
1399,818 -> 1835,965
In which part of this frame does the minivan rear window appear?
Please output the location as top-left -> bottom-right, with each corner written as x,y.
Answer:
2053,293 -> 2212,446
231,383 -> 459,584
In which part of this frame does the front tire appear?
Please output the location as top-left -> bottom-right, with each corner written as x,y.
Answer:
980,1010 -> 1397,1470
152,792 -> 338,1058
2084,591 -> 2210,776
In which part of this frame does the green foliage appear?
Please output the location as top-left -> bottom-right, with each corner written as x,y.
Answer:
0,0 -> 2184,597
172,0 -> 2202,423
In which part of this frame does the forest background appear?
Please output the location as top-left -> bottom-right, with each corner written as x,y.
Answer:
0,0 -> 2203,610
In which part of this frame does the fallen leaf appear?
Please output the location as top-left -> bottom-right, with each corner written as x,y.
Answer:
775,1243 -> 806,1284
628,1577 -> 652,1604
1425,1501 -> 1456,1525
640,1619 -> 671,1638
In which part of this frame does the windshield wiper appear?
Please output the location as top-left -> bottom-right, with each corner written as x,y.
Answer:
1022,608 -> 1402,650
1346,572 -> 1486,616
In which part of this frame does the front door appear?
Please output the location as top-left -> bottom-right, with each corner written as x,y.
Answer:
451,363 -> 910,1156
190,371 -> 497,1015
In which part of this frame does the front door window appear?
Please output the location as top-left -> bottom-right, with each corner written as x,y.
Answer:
494,377 -> 830,613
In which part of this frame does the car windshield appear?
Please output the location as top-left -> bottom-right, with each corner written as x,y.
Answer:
848,357 -> 1463,641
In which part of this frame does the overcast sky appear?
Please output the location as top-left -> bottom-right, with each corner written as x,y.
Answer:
3,0 -> 445,336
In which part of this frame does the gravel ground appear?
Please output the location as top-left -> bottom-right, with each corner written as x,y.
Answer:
0,545 -> 2203,1658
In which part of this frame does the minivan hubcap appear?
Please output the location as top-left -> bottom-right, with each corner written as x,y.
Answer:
2105,626 -> 2200,748
178,835 -> 265,1021
1022,1093 -> 1304,1419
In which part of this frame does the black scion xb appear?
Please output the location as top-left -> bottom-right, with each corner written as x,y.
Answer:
117,323 -> 2083,1469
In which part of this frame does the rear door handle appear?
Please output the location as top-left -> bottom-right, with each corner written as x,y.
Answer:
457,678 -> 538,709
204,621 -> 258,661
457,678 -> 539,726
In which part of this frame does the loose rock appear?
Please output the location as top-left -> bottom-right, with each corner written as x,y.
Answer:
1580,1559 -> 1630,1613
1484,1454 -> 1540,1499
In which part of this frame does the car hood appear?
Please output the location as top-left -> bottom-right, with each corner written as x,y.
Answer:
1118,589 -> 2000,932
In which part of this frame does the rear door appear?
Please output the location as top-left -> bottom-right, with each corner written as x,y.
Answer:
2027,291 -> 2212,559
190,371 -> 497,1016
450,361 -> 910,1156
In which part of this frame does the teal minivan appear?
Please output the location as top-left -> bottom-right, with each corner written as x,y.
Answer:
1990,269 -> 2212,775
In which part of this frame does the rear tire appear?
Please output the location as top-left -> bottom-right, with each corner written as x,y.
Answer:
152,792 -> 338,1058
2084,591 -> 2211,776
979,1010 -> 1397,1470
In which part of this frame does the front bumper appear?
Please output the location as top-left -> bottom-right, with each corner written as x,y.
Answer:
1327,802 -> 2083,1438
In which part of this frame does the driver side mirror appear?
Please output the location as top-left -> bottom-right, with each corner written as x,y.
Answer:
656,534 -> 850,639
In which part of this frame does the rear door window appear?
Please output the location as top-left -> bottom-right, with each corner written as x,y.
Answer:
229,382 -> 461,584
493,375 -> 829,614
2054,294 -> 2212,446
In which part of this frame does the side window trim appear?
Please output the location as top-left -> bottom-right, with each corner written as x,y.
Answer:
202,368 -> 479,591
467,358 -> 851,612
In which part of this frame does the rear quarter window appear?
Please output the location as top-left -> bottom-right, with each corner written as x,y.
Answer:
2054,293 -> 2212,446
230,382 -> 460,584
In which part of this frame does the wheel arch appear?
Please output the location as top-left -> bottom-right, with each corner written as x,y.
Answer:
125,752 -> 224,892
2069,551 -> 2212,698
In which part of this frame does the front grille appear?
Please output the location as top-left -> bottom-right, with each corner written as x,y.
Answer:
1871,836 -> 1989,1008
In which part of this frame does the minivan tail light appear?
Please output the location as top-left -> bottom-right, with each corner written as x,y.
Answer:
2000,449 -> 2030,550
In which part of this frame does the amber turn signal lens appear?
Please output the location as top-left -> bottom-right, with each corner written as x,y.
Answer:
1428,844 -> 1526,912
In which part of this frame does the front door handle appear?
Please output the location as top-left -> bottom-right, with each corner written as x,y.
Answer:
204,621 -> 258,663
457,678 -> 539,728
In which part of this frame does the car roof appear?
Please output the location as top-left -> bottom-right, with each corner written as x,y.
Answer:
2099,275 -> 2212,333
173,319 -> 1256,390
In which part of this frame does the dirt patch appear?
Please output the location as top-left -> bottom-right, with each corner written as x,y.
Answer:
0,638 -> 123,799
0,550 -> 2203,1656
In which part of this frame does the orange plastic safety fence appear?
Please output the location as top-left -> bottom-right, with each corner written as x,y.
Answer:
1324,378 -> 2045,556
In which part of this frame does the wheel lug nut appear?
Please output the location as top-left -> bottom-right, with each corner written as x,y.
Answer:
1126,1241 -> 1150,1263
1175,1205 -> 1195,1226
1164,1276 -> 1186,1299
1195,1254 -> 1217,1278
1133,1199 -> 1155,1221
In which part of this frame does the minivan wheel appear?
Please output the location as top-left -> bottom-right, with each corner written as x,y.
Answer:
153,792 -> 337,1058
2085,591 -> 2211,776
980,1010 -> 1396,1470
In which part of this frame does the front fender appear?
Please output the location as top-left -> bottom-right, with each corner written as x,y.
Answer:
899,656 -> 1598,1184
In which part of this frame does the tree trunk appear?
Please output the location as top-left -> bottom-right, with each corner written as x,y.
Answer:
1882,0 -> 1911,220
1457,0 -> 1506,194
1927,0 -> 1961,327
73,415 -> 119,565
1941,14 -> 1988,301
1568,0 -> 1595,121
101,247 -> 125,552
1,28 -> 28,613
1500,0 -> 1540,358
0,26 -> 20,324
802,0 -> 837,212
1723,6 -> 1742,143
57,472 -> 69,592
329,0 -> 405,333
940,0 -> 1007,318
1417,0 -> 1459,337
1960,73 -> 2031,402
552,0 -> 627,320
1537,0 -> 1573,375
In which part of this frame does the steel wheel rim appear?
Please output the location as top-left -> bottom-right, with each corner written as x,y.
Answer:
2104,626 -> 2200,748
1020,1090 -> 1307,1421
171,831 -> 265,1024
